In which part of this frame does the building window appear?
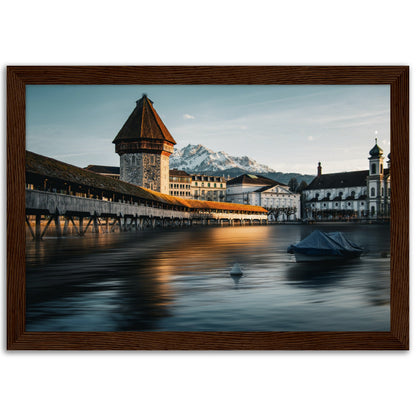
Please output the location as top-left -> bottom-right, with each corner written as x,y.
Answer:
327,192 -> 331,198
351,191 -> 356,198
339,192 -> 343,198
348,202 -> 351,206
371,188 -> 375,197
371,163 -> 376,174
335,203 -> 338,207
381,188 -> 384,196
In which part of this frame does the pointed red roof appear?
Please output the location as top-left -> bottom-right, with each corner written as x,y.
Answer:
113,95 -> 176,145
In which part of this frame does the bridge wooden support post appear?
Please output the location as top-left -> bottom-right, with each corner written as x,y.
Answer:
54,212 -> 62,237
93,216 -> 100,233
79,217 -> 84,235
152,218 -> 156,229
40,215 -> 55,239
35,214 -> 42,240
25,215 -> 36,240
68,215 -> 81,236
63,217 -> 69,236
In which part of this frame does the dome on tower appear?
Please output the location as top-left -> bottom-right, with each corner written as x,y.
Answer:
369,139 -> 383,157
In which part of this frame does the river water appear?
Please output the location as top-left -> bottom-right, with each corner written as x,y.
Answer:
26,224 -> 390,332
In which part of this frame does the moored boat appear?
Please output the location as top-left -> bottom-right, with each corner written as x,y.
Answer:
287,230 -> 364,262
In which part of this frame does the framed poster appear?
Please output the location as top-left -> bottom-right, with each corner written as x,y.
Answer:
7,66 -> 409,349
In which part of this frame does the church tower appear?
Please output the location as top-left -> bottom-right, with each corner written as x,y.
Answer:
367,138 -> 384,217
113,95 -> 176,194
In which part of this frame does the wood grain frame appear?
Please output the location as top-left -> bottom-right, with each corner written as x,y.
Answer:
7,66 -> 409,350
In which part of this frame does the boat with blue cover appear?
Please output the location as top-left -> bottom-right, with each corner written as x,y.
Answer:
287,230 -> 364,262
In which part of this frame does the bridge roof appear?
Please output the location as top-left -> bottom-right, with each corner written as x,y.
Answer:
113,94 -> 176,145
26,151 -> 267,213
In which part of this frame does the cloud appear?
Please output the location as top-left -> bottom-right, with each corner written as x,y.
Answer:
183,114 -> 195,120
307,135 -> 315,141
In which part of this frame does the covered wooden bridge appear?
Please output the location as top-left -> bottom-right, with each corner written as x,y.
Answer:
25,151 -> 268,239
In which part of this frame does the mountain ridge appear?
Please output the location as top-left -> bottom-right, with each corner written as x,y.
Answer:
170,144 -> 314,185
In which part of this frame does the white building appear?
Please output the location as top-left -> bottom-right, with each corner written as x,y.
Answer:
169,169 -> 192,198
191,174 -> 227,202
303,140 -> 391,220
226,174 -> 301,221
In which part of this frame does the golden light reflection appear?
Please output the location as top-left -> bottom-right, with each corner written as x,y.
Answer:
148,226 -> 272,283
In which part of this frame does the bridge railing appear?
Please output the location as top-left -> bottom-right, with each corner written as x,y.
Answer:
26,189 -> 191,219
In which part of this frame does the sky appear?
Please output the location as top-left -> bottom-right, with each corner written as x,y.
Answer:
26,84 -> 390,175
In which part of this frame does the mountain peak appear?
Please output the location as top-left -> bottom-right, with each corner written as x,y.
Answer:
170,144 -> 275,174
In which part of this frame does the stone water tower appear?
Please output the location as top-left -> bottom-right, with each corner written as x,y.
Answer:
113,94 -> 176,194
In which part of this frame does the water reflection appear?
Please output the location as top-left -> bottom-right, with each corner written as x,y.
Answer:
26,224 -> 390,332
284,261 -> 353,289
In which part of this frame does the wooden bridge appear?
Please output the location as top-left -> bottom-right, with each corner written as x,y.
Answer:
25,151 -> 268,240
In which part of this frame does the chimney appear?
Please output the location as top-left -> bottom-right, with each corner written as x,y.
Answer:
317,162 -> 322,177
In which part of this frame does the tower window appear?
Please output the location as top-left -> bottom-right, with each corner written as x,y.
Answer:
371,188 -> 375,197
371,163 -> 376,174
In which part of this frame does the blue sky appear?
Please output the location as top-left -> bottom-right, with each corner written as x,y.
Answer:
26,84 -> 390,175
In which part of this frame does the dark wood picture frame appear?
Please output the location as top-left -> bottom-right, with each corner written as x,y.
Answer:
7,66 -> 409,350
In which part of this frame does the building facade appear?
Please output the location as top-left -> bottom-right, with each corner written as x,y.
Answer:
112,94 -> 176,194
226,174 -> 301,221
169,169 -> 192,198
303,140 -> 391,220
191,174 -> 227,202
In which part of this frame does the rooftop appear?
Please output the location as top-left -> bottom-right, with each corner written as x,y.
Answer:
227,174 -> 284,187
169,169 -> 191,178
26,151 -> 266,213
84,165 -> 120,175
306,170 -> 369,190
113,94 -> 176,145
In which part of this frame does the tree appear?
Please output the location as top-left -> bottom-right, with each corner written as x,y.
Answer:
288,177 -> 298,192
296,180 -> 308,193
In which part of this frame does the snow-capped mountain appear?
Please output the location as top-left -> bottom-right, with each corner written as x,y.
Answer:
170,144 -> 276,174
